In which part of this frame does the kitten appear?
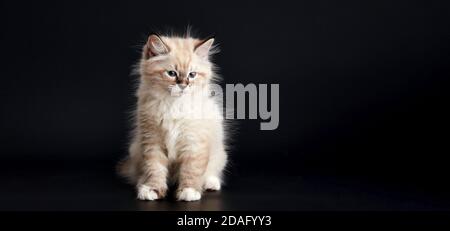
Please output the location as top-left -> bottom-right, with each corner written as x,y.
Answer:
118,33 -> 228,201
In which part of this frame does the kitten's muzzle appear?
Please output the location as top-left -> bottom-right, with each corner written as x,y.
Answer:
177,84 -> 187,90
175,77 -> 189,89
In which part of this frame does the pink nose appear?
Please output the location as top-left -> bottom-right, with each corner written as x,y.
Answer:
178,84 -> 187,90
176,77 -> 189,89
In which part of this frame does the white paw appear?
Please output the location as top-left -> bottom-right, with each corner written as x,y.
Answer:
177,187 -> 201,201
137,185 -> 159,201
204,176 -> 221,191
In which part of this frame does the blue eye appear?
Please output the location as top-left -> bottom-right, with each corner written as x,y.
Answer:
188,72 -> 197,78
167,70 -> 177,77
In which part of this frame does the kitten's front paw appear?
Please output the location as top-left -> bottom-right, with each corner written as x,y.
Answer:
137,185 -> 160,201
204,176 -> 221,191
177,187 -> 201,201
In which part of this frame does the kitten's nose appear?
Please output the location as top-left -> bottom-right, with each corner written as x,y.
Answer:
178,84 -> 187,90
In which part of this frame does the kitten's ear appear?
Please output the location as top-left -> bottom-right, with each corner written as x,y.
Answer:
144,34 -> 169,58
194,36 -> 215,60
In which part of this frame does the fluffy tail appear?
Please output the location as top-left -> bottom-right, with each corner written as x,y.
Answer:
116,156 -> 138,184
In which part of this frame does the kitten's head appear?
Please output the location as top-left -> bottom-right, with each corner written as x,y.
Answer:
139,33 -> 216,96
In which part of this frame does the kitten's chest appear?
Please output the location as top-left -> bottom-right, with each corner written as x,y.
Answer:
157,96 -> 202,160
148,95 -> 218,160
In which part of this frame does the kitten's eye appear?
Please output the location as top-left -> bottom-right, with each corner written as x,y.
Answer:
167,70 -> 177,77
188,72 -> 197,78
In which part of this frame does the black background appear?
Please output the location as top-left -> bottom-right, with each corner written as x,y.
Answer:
1,0 -> 450,210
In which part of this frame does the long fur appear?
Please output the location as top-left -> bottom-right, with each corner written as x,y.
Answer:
117,32 -> 228,201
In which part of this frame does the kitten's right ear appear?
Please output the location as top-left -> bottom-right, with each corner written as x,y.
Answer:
144,34 -> 169,59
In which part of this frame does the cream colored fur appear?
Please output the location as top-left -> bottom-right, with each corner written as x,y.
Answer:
118,33 -> 227,202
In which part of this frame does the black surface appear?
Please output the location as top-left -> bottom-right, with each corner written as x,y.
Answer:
1,159 -> 450,211
1,0 -> 450,211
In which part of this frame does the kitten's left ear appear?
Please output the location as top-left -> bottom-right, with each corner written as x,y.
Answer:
194,36 -> 215,60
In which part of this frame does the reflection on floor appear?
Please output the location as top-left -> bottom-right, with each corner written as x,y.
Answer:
1,161 -> 449,211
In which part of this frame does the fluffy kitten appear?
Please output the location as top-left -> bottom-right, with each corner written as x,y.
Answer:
118,33 -> 228,201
